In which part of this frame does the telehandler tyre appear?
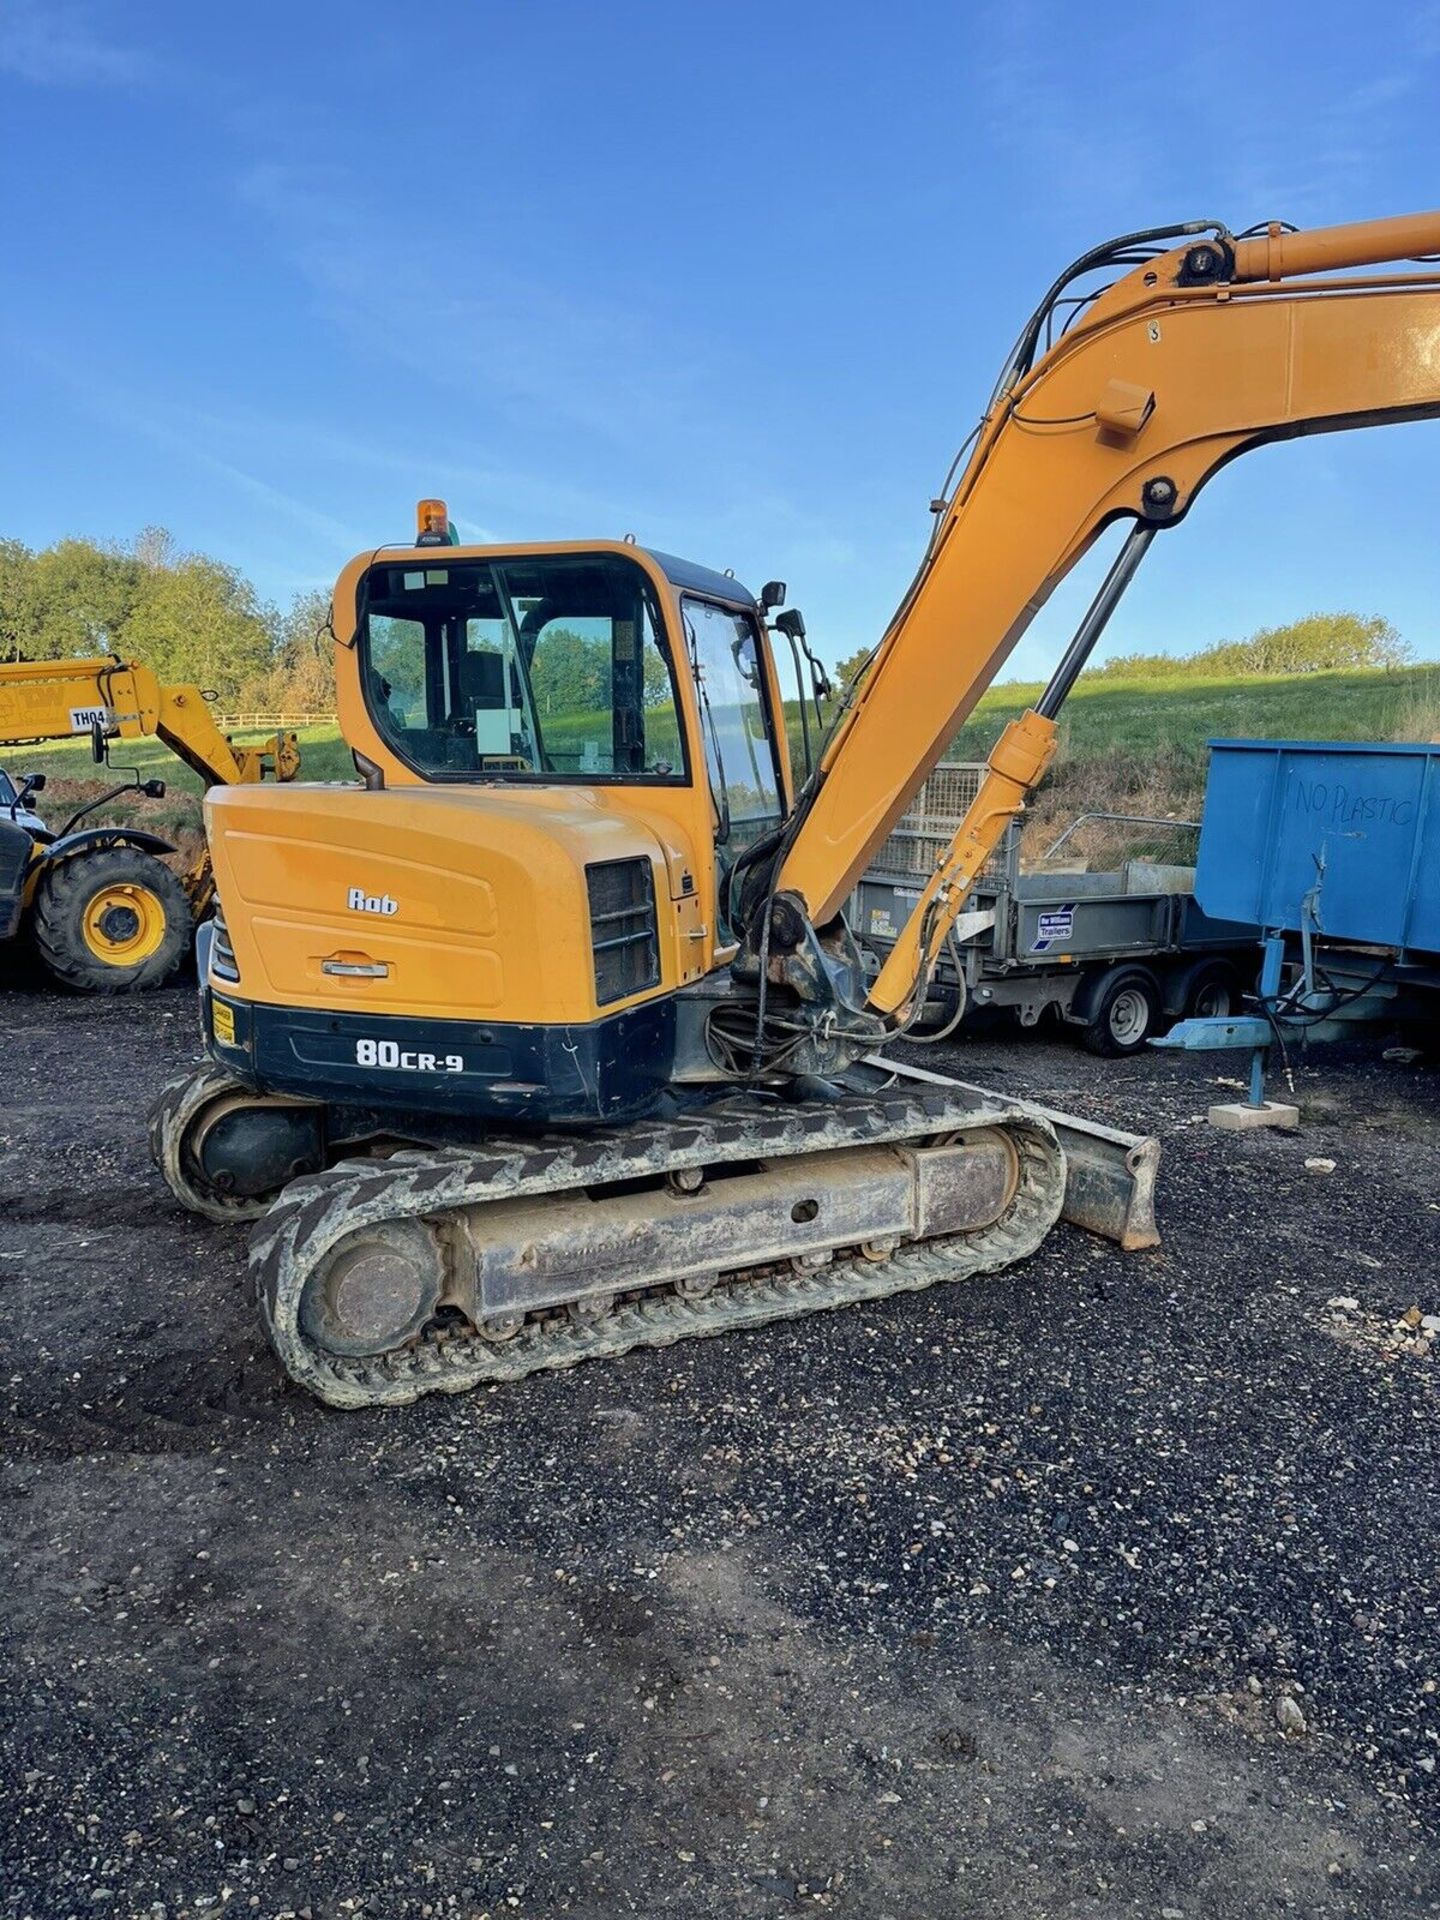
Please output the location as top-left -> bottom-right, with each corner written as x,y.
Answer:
32,846 -> 191,993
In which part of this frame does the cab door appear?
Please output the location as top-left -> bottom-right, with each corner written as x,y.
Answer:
680,597 -> 787,935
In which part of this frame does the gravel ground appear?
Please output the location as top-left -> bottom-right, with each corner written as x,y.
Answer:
1,984 -> 1437,1919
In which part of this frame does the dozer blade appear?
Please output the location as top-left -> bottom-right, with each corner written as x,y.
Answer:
248,1086 -> 1067,1409
853,1054 -> 1160,1252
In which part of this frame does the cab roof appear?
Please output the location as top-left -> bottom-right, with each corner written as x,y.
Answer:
642,549 -> 755,608
362,541 -> 756,610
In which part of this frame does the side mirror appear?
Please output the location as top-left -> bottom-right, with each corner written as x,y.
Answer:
24,771 -> 46,794
143,779 -> 166,799
90,719 -> 106,764
760,580 -> 787,611
776,607 -> 807,642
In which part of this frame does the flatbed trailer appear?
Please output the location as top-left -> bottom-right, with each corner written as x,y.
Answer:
850,763 -> 1260,1055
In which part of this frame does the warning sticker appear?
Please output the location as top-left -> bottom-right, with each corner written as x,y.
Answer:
1032,905 -> 1076,952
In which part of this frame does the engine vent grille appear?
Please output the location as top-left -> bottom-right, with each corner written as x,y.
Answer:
586,858 -> 659,1006
210,907 -> 240,983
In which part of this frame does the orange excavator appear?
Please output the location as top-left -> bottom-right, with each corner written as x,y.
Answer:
151,211 -> 1440,1405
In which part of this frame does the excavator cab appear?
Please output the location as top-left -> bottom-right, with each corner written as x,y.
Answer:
193,522 -> 799,1138
350,539 -> 793,837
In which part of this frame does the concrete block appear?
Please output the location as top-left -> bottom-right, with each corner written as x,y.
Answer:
1208,1100 -> 1300,1132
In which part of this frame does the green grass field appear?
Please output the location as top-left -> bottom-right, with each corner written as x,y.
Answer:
0,723 -> 355,795
0,725 -> 355,842
4,664 -> 1436,841
949,660 -> 1440,762
953,660 -> 1440,838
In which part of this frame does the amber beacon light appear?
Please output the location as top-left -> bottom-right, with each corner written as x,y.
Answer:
415,498 -> 452,546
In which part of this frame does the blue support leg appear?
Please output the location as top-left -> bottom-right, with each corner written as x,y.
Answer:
1246,932 -> 1286,1109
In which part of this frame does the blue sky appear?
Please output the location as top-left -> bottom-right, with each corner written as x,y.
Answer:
3,0 -> 1439,677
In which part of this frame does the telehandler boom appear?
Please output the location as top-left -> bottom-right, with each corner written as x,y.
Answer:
152,211 -> 1440,1406
0,656 -> 298,990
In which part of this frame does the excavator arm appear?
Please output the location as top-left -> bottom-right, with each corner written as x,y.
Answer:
770,211 -> 1440,1020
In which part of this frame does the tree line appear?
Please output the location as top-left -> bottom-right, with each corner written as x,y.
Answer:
1090,611 -> 1410,679
3,529 -> 1410,714
0,530 -> 335,710
0,532 -> 676,717
834,610 -> 1409,691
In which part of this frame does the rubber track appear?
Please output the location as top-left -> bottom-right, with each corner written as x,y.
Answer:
249,1089 -> 1066,1410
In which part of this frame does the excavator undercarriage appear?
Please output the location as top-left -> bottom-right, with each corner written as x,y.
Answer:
150,1046 -> 1156,1410
154,1067 -> 1067,1409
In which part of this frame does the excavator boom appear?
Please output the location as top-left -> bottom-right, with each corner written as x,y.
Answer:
768,212 -> 1440,1017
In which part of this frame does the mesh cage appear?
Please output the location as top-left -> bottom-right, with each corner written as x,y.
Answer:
870,763 -> 1007,883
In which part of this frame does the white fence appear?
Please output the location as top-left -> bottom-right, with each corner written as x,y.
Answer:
217,712 -> 337,729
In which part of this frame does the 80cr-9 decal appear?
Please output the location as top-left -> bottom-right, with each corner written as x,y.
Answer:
355,1039 -> 464,1073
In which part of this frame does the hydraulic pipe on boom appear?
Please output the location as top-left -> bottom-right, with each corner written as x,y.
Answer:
1230,210 -> 1440,280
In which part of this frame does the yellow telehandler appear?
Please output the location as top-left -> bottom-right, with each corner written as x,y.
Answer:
0,655 -> 298,992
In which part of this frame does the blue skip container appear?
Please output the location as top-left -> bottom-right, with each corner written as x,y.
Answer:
1195,738 -> 1440,960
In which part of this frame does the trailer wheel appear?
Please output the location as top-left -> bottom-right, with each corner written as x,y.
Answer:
32,846 -> 191,994
1079,967 -> 1161,1057
1179,958 -> 1242,1020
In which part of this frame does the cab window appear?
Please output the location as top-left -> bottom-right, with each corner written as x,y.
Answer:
359,554 -> 684,781
681,597 -> 784,855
